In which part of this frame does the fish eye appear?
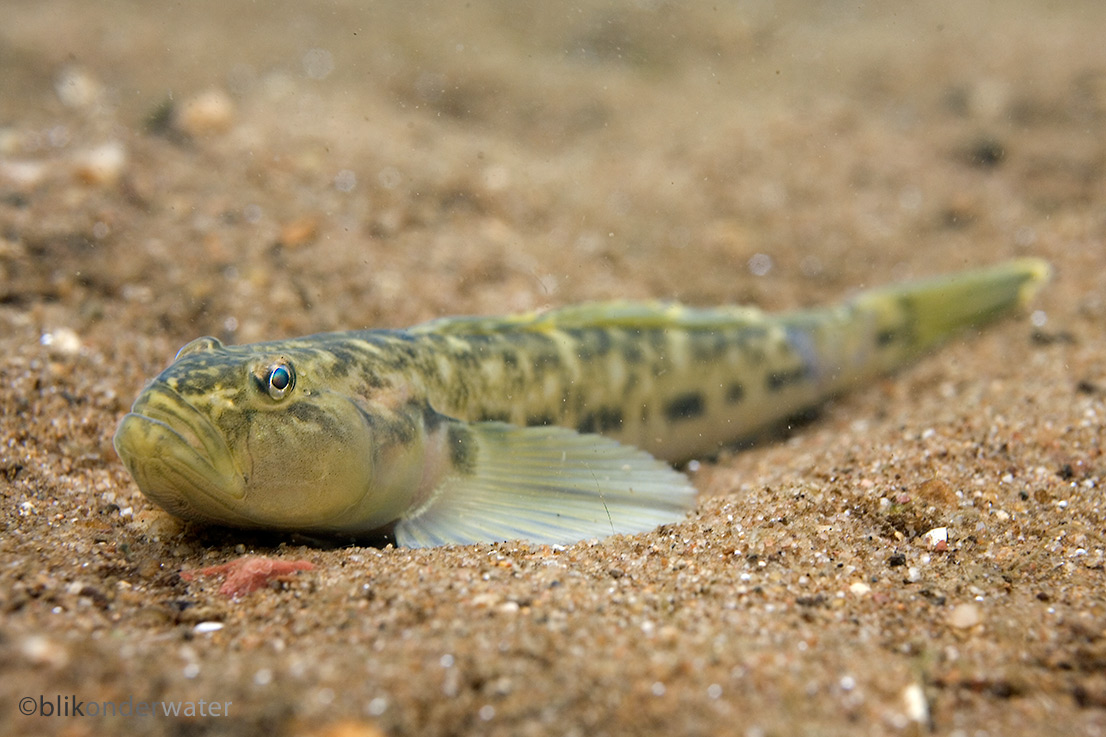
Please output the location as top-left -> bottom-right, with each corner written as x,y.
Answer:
264,360 -> 295,400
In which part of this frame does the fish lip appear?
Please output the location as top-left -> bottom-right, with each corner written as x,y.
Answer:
127,384 -> 215,459
114,384 -> 248,513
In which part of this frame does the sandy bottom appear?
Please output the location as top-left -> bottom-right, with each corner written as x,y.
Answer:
3,2 -> 1106,735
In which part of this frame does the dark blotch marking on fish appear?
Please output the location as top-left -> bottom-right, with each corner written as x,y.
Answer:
621,368 -> 640,397
577,407 -> 623,434
418,401 -> 446,433
620,333 -> 645,365
725,382 -> 745,404
526,413 -> 555,427
594,329 -> 613,356
735,327 -> 769,366
663,392 -> 705,422
571,329 -> 613,363
287,401 -> 344,437
501,350 -> 519,368
766,367 -> 807,392
461,333 -> 495,356
876,329 -> 899,347
447,423 -> 477,474
563,329 -> 591,361
451,351 -> 482,371
478,410 -> 511,423
353,331 -> 401,352
381,412 -> 421,445
168,361 -> 239,398
321,344 -> 366,378
896,295 -> 920,345
783,406 -> 821,433
335,346 -> 389,384
532,352 -> 562,375
646,329 -> 667,353
690,330 -> 728,363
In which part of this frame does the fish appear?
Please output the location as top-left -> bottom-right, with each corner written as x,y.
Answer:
113,258 -> 1050,547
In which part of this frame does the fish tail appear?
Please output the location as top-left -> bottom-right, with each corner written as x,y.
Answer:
780,258 -> 1051,394
853,257 -> 1050,356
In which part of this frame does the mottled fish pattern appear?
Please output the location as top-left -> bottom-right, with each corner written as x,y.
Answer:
114,259 -> 1049,547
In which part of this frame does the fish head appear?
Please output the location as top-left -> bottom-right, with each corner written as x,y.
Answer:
113,336 -> 387,532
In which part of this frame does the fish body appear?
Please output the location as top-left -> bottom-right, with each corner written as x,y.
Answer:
113,259 -> 1050,547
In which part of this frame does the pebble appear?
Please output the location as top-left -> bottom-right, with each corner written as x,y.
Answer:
0,159 -> 48,188
279,216 -> 320,247
193,621 -> 225,634
921,527 -> 948,550
901,682 -> 928,723
131,509 -> 185,539
55,66 -> 103,109
73,141 -> 127,186
948,603 -> 982,629
20,635 -> 70,668
174,88 -> 236,136
40,327 -> 82,356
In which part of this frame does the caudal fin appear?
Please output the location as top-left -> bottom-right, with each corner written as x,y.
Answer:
779,258 -> 1051,395
852,257 -> 1051,355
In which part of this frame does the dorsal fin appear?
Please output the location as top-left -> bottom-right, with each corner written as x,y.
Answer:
410,300 -> 768,335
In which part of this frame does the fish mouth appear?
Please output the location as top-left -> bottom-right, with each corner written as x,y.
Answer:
113,384 -> 250,525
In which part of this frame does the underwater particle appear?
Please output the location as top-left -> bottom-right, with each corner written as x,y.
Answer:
799,255 -> 823,277
334,169 -> 357,192
377,167 -> 402,189
747,253 -> 773,276
303,48 -> 336,80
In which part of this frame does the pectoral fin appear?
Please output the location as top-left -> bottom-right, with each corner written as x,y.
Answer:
393,422 -> 696,547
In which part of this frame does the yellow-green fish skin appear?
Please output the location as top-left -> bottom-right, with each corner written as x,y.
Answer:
112,258 -> 1049,546
412,257 -> 1050,460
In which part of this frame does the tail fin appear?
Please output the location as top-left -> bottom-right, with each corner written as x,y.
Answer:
781,258 -> 1051,395
851,257 -> 1050,357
